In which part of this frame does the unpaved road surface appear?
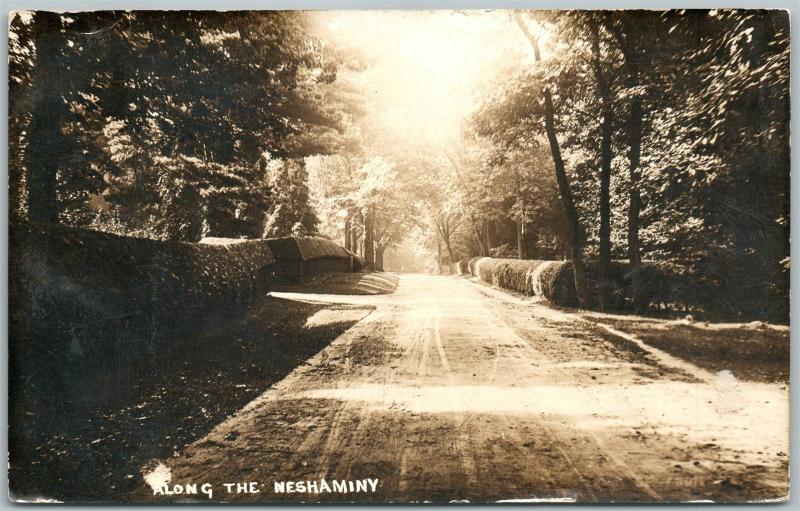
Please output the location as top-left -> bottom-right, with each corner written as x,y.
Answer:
142,274 -> 789,503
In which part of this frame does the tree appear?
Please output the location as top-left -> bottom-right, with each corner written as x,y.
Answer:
444,141 -> 510,258
353,157 -> 402,268
263,158 -> 318,238
587,18 -> 616,310
22,12 -> 66,223
408,155 -> 463,268
10,11 -> 341,239
602,12 -> 647,310
512,12 -> 590,308
306,153 -> 360,245
648,10 -> 790,316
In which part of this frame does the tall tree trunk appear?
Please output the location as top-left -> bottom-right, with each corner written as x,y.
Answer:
27,13 -> 65,224
622,27 -> 644,311
543,90 -> 590,308
590,22 -> 614,311
344,215 -> 351,251
514,13 -> 590,308
606,14 -> 645,311
469,216 -> 488,256
484,220 -> 493,254
352,210 -> 362,256
627,94 -> 644,310
515,169 -> 526,259
444,239 -> 455,267
598,109 -> 613,309
375,244 -> 385,271
434,216 -> 456,270
436,237 -> 443,274
364,207 -> 374,267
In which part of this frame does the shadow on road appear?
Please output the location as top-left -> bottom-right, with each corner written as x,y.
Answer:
9,295 -> 373,502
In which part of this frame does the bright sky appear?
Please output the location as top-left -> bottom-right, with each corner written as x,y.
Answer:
315,10 -> 532,150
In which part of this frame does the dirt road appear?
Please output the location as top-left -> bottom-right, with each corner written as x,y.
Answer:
142,274 -> 789,503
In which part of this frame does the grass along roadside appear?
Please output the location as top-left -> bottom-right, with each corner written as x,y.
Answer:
466,274 -> 788,385
584,313 -> 789,384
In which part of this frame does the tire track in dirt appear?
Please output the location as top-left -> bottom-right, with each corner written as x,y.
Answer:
431,312 -> 478,494
468,278 -> 788,501
389,278 -> 654,501
304,306 -> 399,486
474,309 -> 587,500
474,299 -> 602,501
392,303 -> 474,500
470,284 -> 662,501
429,288 -> 604,501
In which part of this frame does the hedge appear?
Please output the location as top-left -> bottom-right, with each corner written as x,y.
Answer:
296,237 -> 352,260
266,236 -> 363,281
451,258 -> 470,275
9,224 -> 365,390
8,222 -> 281,399
460,256 -> 750,316
468,257 -> 484,276
468,257 -> 578,306
12,223 -> 274,329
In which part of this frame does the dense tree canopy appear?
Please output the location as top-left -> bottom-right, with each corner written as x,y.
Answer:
9,9 -> 789,314
10,11 -> 341,240
463,9 -> 789,314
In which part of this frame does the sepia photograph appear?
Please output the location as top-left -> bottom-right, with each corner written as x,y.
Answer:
7,7 -> 791,504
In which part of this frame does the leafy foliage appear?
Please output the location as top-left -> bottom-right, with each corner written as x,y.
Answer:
10,11 -> 344,240
263,158 -> 318,238
467,9 -> 788,318
9,9 -> 788,318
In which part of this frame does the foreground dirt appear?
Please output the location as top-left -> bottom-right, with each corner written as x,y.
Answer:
141,274 -> 789,504
10,291 -> 373,502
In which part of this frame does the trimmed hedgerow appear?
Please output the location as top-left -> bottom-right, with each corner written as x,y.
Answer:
11,222 -> 275,334
468,257 -> 484,276
264,237 -> 304,261
461,256 -> 747,316
266,236 -> 351,261
9,222 -> 278,396
454,258 -> 470,275
266,236 -> 354,261
10,224 -> 364,399
266,236 -> 362,282
469,258 -> 575,305
295,237 -> 352,260
466,256 -> 667,309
